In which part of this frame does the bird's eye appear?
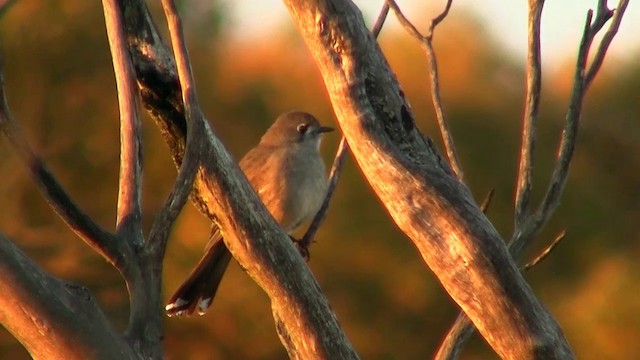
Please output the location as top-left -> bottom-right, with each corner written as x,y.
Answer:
296,123 -> 308,134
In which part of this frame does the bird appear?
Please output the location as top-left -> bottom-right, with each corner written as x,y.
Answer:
166,111 -> 334,317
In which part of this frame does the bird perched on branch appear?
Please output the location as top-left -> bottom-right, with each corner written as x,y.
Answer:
166,111 -> 334,316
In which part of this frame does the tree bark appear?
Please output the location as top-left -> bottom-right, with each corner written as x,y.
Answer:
0,234 -> 136,360
283,1 -> 574,359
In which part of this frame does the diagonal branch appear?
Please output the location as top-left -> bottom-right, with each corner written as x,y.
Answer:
103,0 -> 144,245
0,58 -> 127,271
298,3 -> 389,254
386,0 -> 463,180
514,0 -> 544,229
0,233 -> 136,359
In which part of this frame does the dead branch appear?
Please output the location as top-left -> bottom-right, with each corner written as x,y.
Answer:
298,3 -> 389,255
514,0 -> 544,229
386,0 -> 463,180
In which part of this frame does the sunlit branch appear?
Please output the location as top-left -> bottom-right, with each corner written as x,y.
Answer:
436,1 -> 628,358
386,0 -> 463,180
298,3 -> 390,257
103,0 -> 144,243
514,0 -> 544,229
524,231 -> 566,271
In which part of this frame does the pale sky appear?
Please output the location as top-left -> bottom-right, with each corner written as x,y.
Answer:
221,0 -> 639,72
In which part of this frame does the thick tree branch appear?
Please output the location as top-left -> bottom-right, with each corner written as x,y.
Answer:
117,1 -> 359,358
0,233 -> 135,359
299,3 -> 389,254
284,1 -> 573,358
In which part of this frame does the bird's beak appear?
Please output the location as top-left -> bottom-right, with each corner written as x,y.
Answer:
316,126 -> 334,134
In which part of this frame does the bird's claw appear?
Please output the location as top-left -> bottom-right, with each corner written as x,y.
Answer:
290,236 -> 311,261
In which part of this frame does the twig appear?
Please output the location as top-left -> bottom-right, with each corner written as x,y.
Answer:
148,0 -> 205,256
102,0 -> 144,243
479,188 -> 495,213
585,0 -> 628,88
386,0 -> 463,180
298,3 -> 390,256
299,137 -> 349,254
524,230 -> 566,271
514,0 -> 544,229
0,56 -> 126,270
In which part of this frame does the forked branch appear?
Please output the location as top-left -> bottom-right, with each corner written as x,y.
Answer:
386,0 -> 463,180
437,1 -> 629,358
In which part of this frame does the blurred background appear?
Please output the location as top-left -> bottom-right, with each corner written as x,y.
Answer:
0,0 -> 639,359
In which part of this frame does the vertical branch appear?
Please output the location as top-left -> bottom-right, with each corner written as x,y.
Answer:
514,0 -> 544,229
102,0 -> 144,242
160,0 -> 202,121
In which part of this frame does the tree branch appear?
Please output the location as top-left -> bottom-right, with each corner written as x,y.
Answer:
515,0 -> 544,229
298,3 -> 389,255
437,2 -> 629,357
284,0 -> 573,358
117,1 -> 359,358
103,0 -> 144,244
386,0 -> 463,180
0,233 -> 135,359
0,56 -> 127,271
524,231 -> 566,271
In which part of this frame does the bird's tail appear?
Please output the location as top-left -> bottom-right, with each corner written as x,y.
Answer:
165,230 -> 232,317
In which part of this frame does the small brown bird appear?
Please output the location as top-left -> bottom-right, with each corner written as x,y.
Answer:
166,111 -> 333,316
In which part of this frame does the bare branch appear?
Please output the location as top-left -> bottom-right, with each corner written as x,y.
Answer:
0,233 -> 136,359
437,2 -> 629,357
299,137 -> 349,254
585,0 -> 629,88
102,0 -> 144,244
514,0 -> 544,228
479,188 -> 495,213
385,0 -> 424,41
298,3 -> 389,255
434,312 -> 474,360
370,2 -> 390,38
519,0 -> 626,256
0,58 -> 126,270
524,231 -> 566,271
386,0 -> 463,179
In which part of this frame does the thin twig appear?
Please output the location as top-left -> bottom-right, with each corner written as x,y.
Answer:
585,0 -> 629,88
298,3 -> 390,256
0,55 -> 126,270
103,0 -> 144,243
479,188 -> 495,213
524,230 -> 566,271
386,0 -> 463,180
514,0 -> 544,229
